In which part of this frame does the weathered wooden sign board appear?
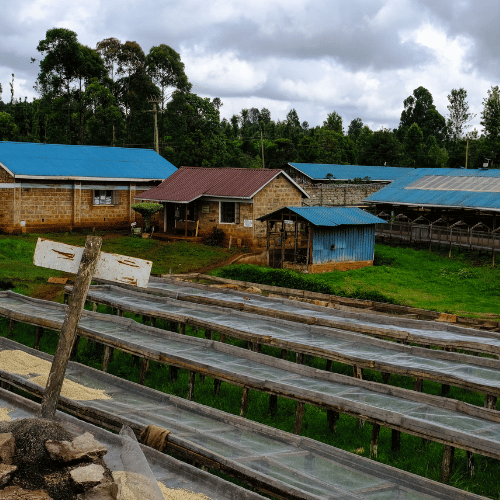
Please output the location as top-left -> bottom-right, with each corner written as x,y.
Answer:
33,236 -> 152,418
34,238 -> 152,288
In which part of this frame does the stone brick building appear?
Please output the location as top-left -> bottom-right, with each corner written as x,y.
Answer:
136,167 -> 309,248
0,142 -> 177,233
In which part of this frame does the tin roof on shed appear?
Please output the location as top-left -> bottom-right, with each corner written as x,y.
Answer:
136,167 -> 309,203
258,206 -> 386,226
0,141 -> 177,181
288,163 -> 412,182
365,168 -> 500,211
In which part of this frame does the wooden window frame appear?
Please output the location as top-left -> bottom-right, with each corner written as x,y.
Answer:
93,190 -> 116,206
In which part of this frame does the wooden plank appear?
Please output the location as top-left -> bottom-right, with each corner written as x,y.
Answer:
40,236 -> 103,418
34,238 -> 152,288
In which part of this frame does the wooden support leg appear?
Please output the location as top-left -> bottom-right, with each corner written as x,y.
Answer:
353,366 -> 364,428
296,352 -> 304,364
171,322 -> 178,333
0,381 -> 11,391
169,365 -> 178,382
327,409 -> 339,433
116,309 -> 123,317
281,349 -> 287,360
325,359 -> 332,371
240,387 -> 249,417
382,372 -> 390,384
7,319 -> 14,338
179,323 -> 186,335
34,326 -> 44,350
441,384 -> 450,397
205,329 -> 212,340
64,293 -> 69,305
466,451 -> 475,477
440,445 -> 455,484
102,346 -> 113,372
293,402 -> 305,435
484,394 -> 497,409
269,394 -> 278,417
214,378 -> 221,396
253,343 -> 262,353
391,429 -> 401,452
219,333 -> 226,343
150,317 -> 156,328
370,423 -> 381,458
139,358 -> 150,385
414,378 -> 423,392
70,335 -> 80,360
187,371 -> 196,400
92,302 -> 97,312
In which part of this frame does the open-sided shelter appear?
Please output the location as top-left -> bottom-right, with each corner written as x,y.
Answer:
0,142 -> 177,233
135,167 -> 309,247
258,206 -> 386,272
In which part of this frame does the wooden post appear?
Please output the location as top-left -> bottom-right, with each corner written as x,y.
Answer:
466,451 -> 475,477
293,402 -> 305,435
325,359 -> 332,371
7,319 -> 14,338
169,365 -> 178,382
139,358 -> 150,385
281,349 -> 287,360
370,423 -> 381,458
205,329 -> 212,340
179,323 -> 186,335
484,394 -> 497,409
269,394 -> 278,417
441,445 -> 455,483
391,429 -> 401,452
382,372 -> 390,384
150,317 -> 156,328
441,384 -> 450,397
414,378 -> 423,392
185,206 -> 188,238
92,302 -> 97,312
296,352 -> 304,364
214,378 -> 222,396
187,371 -> 196,400
240,387 -> 249,417
41,236 -> 102,418
327,409 -> 339,433
34,326 -> 44,350
253,342 -> 262,353
102,346 -> 113,372
353,366 -> 364,428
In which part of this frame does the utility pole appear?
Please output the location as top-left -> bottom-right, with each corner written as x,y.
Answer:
144,97 -> 161,154
261,130 -> 265,168
465,138 -> 469,169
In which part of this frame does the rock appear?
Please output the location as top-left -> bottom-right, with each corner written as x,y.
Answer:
245,286 -> 262,294
0,486 -> 53,499
0,463 -> 16,487
0,433 -> 15,464
45,432 -> 107,462
77,481 -> 118,500
70,463 -> 105,489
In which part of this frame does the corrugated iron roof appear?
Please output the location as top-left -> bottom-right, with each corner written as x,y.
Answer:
288,163 -> 412,181
136,167 -> 309,202
258,206 -> 386,226
365,168 -> 500,211
0,141 -> 177,180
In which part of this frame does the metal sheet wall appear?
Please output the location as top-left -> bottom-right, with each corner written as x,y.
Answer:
312,225 -> 374,263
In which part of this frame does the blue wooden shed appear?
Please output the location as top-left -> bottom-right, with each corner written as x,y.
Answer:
258,206 -> 386,272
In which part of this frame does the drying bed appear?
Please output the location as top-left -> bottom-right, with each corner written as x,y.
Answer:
142,277 -> 500,357
0,291 -> 499,470
81,284 -> 500,404
0,380 -> 265,500
0,338 -> 489,500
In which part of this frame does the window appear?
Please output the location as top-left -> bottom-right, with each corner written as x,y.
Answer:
175,203 -> 196,221
94,190 -> 114,205
220,202 -> 239,224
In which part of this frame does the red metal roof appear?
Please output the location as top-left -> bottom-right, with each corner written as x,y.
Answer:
136,167 -> 307,202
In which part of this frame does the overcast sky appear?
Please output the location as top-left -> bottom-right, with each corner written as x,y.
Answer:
1,0 -> 499,133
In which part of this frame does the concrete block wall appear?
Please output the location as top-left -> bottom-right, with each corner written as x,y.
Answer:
303,183 -> 386,206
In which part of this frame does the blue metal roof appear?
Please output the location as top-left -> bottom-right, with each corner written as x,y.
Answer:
365,168 -> 500,211
288,163 -> 412,181
259,206 -> 386,226
0,142 -> 177,180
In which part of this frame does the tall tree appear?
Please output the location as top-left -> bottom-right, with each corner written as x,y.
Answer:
480,86 -> 500,140
323,111 -> 343,133
447,88 -> 475,141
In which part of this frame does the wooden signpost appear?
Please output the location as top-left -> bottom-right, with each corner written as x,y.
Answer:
33,237 -> 152,418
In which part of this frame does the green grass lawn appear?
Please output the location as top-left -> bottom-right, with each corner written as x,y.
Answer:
212,244 -> 500,319
0,232 -> 237,299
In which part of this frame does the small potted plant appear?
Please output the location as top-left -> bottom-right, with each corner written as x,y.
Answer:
131,202 -> 163,238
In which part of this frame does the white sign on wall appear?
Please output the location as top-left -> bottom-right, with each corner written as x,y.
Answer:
244,219 -> 253,227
